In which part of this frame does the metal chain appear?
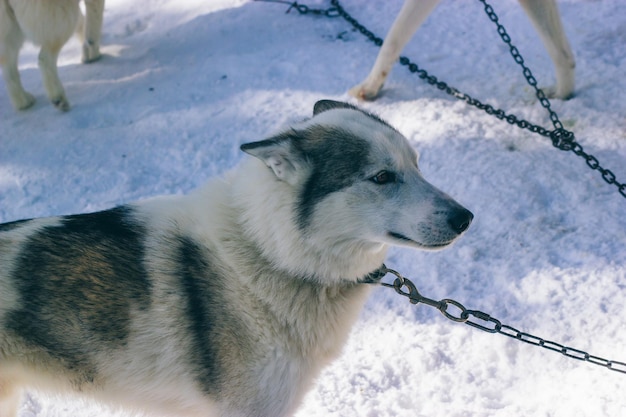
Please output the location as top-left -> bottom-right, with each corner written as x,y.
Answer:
473,0 -> 626,198
254,0 -> 339,17
258,0 -> 626,375
311,0 -> 624,199
377,265 -> 626,375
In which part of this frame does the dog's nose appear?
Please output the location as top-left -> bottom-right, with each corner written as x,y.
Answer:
447,208 -> 473,233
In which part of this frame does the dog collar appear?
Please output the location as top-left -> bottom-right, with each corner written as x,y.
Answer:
356,264 -> 388,284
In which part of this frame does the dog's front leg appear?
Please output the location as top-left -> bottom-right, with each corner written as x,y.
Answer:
80,0 -> 105,63
519,0 -> 575,99
38,45 -> 71,111
0,1 -> 35,110
349,0 -> 440,100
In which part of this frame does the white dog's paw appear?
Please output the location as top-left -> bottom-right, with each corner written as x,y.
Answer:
12,91 -> 36,111
348,83 -> 383,101
51,94 -> 71,112
540,85 -> 574,100
82,41 -> 102,63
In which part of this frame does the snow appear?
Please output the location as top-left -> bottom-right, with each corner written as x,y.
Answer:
1,0 -> 625,416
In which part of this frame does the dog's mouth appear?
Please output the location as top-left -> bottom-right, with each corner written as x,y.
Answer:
387,231 -> 450,249
388,231 -> 415,244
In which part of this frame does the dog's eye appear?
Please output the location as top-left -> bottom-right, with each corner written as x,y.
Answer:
370,170 -> 396,185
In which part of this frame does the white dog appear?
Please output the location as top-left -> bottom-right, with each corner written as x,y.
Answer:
0,0 -> 105,111
350,0 -> 575,100
0,100 -> 472,417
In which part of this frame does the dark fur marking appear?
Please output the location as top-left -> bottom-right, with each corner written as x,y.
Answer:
6,206 -> 150,381
0,218 -> 32,232
177,237 -> 234,395
291,126 -> 371,228
242,101 -> 402,230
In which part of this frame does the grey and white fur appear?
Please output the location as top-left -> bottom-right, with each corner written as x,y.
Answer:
0,100 -> 473,417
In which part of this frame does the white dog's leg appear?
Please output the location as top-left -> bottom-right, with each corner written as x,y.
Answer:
349,0 -> 440,101
519,0 -> 575,99
80,0 -> 104,63
38,44 -> 71,111
350,0 -> 575,101
7,0 -> 80,111
31,0 -> 81,111
0,0 -> 35,110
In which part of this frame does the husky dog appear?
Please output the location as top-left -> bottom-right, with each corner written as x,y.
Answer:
0,0 -> 105,111
350,0 -> 575,101
0,100 -> 472,417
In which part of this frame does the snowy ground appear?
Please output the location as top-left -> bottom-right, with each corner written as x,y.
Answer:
1,0 -> 625,416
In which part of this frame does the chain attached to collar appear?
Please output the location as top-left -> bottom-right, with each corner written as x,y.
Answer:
375,265 -> 626,375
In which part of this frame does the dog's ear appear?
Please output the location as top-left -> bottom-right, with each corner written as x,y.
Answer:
313,100 -> 359,115
240,134 -> 305,184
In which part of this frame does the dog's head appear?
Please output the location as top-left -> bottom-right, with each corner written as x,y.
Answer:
240,100 -> 472,255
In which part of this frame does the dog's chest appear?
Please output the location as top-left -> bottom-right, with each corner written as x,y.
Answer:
234,283 -> 371,415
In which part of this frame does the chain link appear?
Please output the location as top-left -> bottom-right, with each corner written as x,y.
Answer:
325,0 -> 626,200
378,266 -> 626,375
